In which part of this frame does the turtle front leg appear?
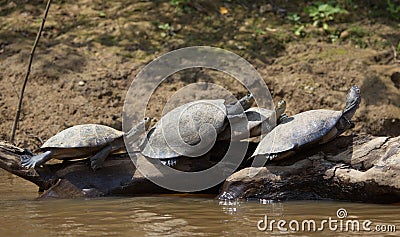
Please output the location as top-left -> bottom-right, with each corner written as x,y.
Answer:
21,150 -> 53,169
90,145 -> 112,171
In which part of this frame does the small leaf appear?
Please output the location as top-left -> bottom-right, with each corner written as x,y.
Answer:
158,23 -> 171,30
220,6 -> 228,15
323,22 -> 329,31
255,28 -> 266,35
294,25 -> 304,36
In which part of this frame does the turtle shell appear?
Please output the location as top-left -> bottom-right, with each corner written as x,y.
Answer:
141,99 -> 227,159
41,124 -> 124,149
252,109 -> 342,157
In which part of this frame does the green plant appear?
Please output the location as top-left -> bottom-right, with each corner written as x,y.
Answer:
158,23 -> 171,37
287,13 -> 301,23
305,2 -> 348,31
287,13 -> 305,36
98,11 -> 106,18
387,0 -> 400,20
170,0 -> 190,6
252,26 -> 266,35
170,0 -> 191,11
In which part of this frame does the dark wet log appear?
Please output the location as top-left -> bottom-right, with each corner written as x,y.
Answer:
1,136 -> 399,203
218,135 -> 400,204
0,141 -> 241,198
0,148 -> 178,198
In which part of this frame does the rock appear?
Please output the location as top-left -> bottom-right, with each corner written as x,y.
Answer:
339,30 -> 350,39
259,4 -> 272,14
218,136 -> 400,203
38,179 -> 91,199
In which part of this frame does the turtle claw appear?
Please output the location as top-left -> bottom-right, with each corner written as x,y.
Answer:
89,145 -> 112,171
20,151 -> 52,169
20,154 -> 37,169
160,159 -> 177,167
267,154 -> 278,161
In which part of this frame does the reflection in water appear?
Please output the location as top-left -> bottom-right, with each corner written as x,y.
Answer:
0,170 -> 399,236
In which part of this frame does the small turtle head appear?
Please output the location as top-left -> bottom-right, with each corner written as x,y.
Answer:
275,99 -> 286,118
239,94 -> 255,110
274,99 -> 288,124
143,117 -> 152,130
343,85 -> 361,119
125,117 -> 152,140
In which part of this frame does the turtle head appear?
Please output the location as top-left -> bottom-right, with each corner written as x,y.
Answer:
274,99 -> 288,124
275,99 -> 286,118
126,117 -> 152,140
343,85 -> 361,120
239,94 -> 255,111
226,94 -> 254,116
143,117 -> 152,130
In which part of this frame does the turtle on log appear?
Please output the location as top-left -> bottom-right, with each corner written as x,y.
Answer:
140,95 -> 255,166
21,118 -> 151,170
251,85 -> 361,163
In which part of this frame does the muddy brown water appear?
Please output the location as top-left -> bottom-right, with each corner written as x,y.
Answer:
0,169 -> 399,237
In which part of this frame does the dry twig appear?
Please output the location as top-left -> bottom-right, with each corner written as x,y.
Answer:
10,0 -> 52,143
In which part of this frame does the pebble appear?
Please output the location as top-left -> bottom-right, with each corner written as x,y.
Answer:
78,81 -> 85,86
340,30 -> 350,39
259,4 -> 272,14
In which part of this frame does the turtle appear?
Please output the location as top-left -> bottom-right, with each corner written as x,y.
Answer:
140,95 -> 285,166
140,94 -> 254,166
251,85 -> 361,164
21,117 -> 152,170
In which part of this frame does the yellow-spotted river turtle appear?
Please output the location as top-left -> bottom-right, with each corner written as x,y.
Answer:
251,85 -> 361,162
21,118 -> 151,170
